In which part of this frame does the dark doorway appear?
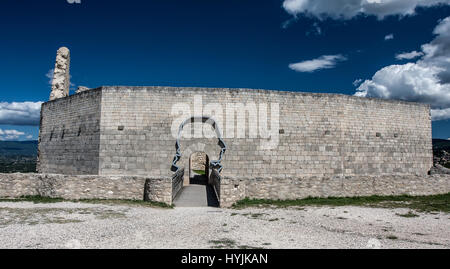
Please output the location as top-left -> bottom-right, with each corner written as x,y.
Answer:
189,152 -> 209,185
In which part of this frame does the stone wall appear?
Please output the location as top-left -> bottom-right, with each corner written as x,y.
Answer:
97,86 -> 432,179
190,152 -> 207,171
0,173 -> 171,205
37,86 -> 434,203
1,173 -> 448,208
38,89 -> 102,175
210,168 -> 221,202
219,174 -> 450,207
171,168 -> 184,200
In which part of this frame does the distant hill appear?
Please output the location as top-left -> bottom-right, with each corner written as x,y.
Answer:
433,139 -> 450,151
0,140 -> 38,157
433,139 -> 450,169
0,141 -> 38,173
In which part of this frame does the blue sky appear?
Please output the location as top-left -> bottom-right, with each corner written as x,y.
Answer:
0,0 -> 449,140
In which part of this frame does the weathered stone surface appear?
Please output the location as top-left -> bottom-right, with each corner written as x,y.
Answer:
1,173 -> 448,208
190,152 -> 207,171
0,173 -> 172,204
38,89 -> 102,175
219,174 -> 450,207
170,168 -> 184,200
430,164 -> 450,175
209,168 -> 221,200
36,86 -> 438,207
76,86 -> 90,94
38,86 -> 433,179
49,47 -> 70,101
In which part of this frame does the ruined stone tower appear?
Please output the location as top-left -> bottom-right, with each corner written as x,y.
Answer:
49,47 -> 70,101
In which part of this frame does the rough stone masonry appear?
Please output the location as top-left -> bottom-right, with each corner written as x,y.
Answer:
1,47 -> 448,207
49,47 -> 70,101
38,86 -> 434,179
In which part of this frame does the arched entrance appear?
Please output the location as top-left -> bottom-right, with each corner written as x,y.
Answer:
171,116 -> 227,174
171,116 -> 226,207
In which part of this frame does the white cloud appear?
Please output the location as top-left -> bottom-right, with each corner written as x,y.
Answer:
282,0 -> 450,20
353,79 -> 364,86
0,102 -> 43,126
289,54 -> 347,72
46,68 -> 76,90
0,128 -> 26,141
0,129 -> 24,136
431,108 -> 450,121
384,34 -> 394,40
46,69 -> 54,85
355,16 -> 450,121
395,50 -> 424,60
355,63 -> 450,108
307,22 -> 322,35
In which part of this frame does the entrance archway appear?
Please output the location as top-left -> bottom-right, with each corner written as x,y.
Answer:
171,116 -> 227,174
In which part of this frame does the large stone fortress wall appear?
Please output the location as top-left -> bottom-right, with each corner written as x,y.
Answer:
37,90 -> 102,174
37,86 -> 433,179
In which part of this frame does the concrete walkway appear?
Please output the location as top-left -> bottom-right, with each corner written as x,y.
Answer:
173,184 -> 219,207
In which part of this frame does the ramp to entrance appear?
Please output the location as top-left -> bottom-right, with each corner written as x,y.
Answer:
173,176 -> 219,207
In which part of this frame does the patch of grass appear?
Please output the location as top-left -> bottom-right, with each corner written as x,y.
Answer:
43,217 -> 84,224
250,213 -> 264,218
0,196 -> 65,204
268,218 -> 279,222
0,196 -> 173,208
192,170 -> 206,175
0,205 -> 133,226
238,245 -> 261,249
93,210 -> 127,220
396,211 -> 419,218
0,207 -> 87,226
209,238 -> 236,249
232,193 -> 450,213
387,235 -> 398,240
241,213 -> 267,219
78,198 -> 173,208
413,233 -> 427,236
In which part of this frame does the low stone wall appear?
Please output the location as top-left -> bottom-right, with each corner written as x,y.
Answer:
143,177 -> 172,204
210,169 -> 221,204
2,173 -> 449,208
0,173 -> 172,205
171,168 -> 184,200
219,174 -> 450,207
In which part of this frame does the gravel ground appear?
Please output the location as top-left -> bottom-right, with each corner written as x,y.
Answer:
0,201 -> 448,249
